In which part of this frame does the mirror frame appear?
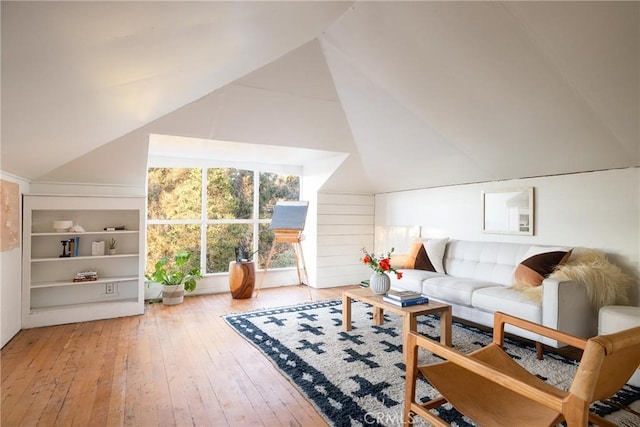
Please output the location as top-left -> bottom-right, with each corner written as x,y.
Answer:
482,187 -> 534,236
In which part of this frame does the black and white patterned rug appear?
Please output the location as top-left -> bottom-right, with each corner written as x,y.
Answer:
224,298 -> 640,426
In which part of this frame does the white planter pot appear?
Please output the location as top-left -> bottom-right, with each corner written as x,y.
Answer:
162,283 -> 185,305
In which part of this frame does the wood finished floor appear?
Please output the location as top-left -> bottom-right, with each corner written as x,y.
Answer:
1,284 -> 581,426
1,285 -> 352,427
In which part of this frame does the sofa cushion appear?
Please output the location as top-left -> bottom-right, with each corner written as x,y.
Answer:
444,240 -> 531,286
513,246 -> 572,287
422,276 -> 501,307
472,286 -> 542,323
390,269 -> 445,294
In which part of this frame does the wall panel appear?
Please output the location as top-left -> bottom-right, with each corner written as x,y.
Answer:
316,192 -> 374,287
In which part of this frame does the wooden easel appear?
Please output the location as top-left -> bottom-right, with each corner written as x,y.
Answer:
255,229 -> 311,298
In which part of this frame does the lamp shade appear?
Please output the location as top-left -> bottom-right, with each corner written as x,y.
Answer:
53,220 -> 73,232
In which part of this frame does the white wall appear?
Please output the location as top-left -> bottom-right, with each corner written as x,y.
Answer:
375,168 -> 640,305
1,172 -> 29,347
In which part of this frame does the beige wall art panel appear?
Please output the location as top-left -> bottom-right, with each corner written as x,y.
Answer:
1,179 -> 20,251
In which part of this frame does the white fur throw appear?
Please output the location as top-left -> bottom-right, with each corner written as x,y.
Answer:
549,250 -> 630,311
512,250 -> 631,311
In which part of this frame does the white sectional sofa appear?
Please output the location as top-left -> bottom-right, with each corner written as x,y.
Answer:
389,239 -> 598,352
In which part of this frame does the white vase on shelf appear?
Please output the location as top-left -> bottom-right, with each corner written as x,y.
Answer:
369,272 -> 391,295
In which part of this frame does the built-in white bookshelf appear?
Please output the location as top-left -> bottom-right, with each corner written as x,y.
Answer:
22,195 -> 146,328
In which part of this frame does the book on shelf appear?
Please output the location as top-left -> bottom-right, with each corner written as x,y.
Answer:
73,270 -> 98,282
65,237 -> 80,257
70,237 -> 79,257
385,289 -> 427,301
383,295 -> 429,307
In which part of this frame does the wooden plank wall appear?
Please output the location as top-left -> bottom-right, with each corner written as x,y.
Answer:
316,193 -> 374,287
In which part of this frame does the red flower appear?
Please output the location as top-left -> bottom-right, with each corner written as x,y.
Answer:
360,247 -> 402,280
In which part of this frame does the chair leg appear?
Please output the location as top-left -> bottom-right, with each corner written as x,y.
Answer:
536,341 -> 544,360
404,334 -> 418,425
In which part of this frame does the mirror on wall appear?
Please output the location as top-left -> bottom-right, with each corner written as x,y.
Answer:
482,187 -> 534,235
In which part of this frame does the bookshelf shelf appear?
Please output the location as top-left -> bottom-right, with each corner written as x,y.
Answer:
31,230 -> 139,237
31,276 -> 139,288
31,254 -> 139,262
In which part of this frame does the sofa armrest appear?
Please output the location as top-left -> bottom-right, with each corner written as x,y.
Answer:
541,278 -> 598,344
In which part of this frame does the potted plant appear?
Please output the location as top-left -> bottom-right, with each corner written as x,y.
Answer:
107,238 -> 117,255
145,250 -> 203,305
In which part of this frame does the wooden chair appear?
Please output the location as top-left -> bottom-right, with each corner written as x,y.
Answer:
404,311 -> 640,427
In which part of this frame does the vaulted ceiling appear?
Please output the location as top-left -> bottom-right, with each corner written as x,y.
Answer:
2,1 -> 638,194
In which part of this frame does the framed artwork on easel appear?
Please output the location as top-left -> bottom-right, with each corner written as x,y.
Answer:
256,201 -> 311,298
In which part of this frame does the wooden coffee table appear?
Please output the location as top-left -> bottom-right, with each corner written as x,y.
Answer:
342,287 -> 452,362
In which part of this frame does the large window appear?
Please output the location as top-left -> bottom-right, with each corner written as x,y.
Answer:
147,167 -> 300,275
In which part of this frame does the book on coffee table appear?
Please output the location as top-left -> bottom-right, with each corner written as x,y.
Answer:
383,295 -> 429,307
385,289 -> 426,301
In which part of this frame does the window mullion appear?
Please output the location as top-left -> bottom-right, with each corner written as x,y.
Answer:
201,167 -> 207,275
253,170 -> 260,257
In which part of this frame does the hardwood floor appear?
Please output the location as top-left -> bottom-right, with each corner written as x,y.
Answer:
1,284 -> 582,426
1,285 -> 351,427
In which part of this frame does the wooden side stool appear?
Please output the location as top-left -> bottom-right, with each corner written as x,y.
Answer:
229,261 -> 255,299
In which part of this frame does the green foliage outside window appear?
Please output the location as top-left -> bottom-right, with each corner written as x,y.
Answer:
207,224 -> 252,273
148,168 -> 201,219
207,168 -> 253,219
146,224 -> 201,275
259,172 -> 300,219
147,167 -> 300,275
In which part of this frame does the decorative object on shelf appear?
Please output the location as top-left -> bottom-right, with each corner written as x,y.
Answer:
92,241 -> 105,256
107,238 -> 117,255
60,240 -> 70,257
104,225 -> 126,231
145,250 -> 203,305
53,220 -> 73,233
361,247 -> 403,295
70,224 -> 85,232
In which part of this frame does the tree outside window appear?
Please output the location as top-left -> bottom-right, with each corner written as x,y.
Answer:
147,167 -> 300,275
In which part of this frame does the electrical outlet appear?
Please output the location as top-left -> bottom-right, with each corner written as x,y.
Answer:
105,283 -> 115,294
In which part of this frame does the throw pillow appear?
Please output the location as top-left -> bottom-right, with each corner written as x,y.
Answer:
424,238 -> 448,274
404,242 -> 436,271
402,238 -> 449,273
514,246 -> 573,287
390,254 -> 408,269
